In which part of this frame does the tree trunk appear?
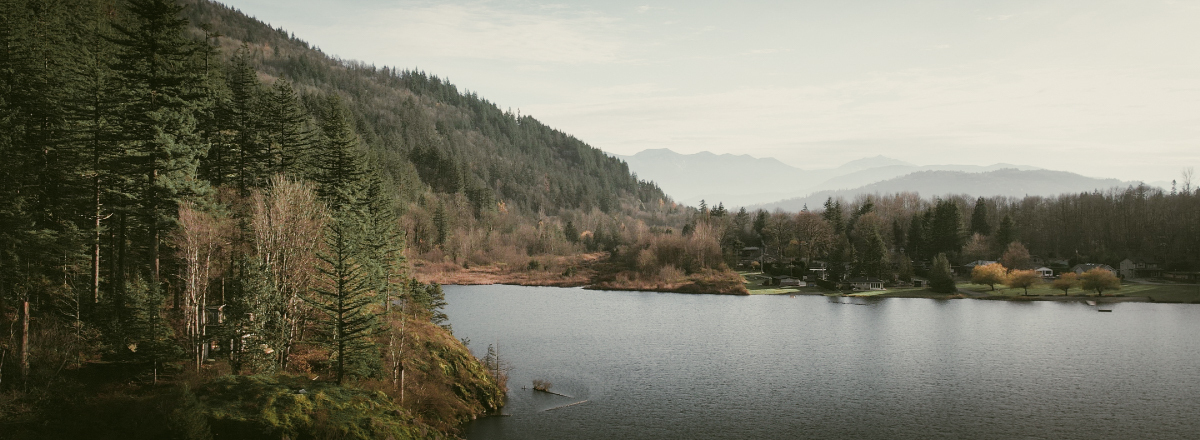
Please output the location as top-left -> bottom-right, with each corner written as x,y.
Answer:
149,170 -> 162,299
92,178 -> 101,306
20,301 -> 30,381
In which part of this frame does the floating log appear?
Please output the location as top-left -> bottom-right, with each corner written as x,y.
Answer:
534,388 -> 572,398
1098,309 -> 1113,312
544,400 -> 588,411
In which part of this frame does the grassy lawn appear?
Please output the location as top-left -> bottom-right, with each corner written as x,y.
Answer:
958,281 -> 1200,302
1118,283 -> 1200,303
739,271 -> 827,295
736,272 -> 1200,302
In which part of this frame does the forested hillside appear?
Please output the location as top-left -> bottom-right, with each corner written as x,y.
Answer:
0,0 -> 519,438
0,0 -> 725,435
179,0 -> 671,219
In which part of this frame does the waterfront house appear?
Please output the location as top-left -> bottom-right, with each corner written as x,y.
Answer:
807,261 -> 829,281
779,277 -> 805,287
1118,259 -> 1163,279
739,247 -> 763,268
1071,263 -> 1117,276
848,277 -> 885,291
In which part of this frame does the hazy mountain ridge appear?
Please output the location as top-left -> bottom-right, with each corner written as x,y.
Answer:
750,168 -> 1137,212
618,149 -> 1051,207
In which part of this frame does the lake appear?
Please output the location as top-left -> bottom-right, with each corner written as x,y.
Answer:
444,285 -> 1200,439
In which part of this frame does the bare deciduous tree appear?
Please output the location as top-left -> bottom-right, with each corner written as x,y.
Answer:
251,175 -> 327,371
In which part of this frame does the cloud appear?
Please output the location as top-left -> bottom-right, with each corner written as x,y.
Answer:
319,2 -> 627,65
525,63 -> 1200,180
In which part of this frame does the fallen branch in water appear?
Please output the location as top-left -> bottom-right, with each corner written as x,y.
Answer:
544,400 -> 588,411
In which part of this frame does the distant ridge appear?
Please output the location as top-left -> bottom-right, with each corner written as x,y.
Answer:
617,149 -> 1049,208
750,168 -> 1137,212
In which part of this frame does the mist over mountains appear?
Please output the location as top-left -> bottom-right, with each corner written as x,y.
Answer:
618,148 -> 1139,210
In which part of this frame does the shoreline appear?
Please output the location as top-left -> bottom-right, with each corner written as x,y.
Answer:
421,267 -> 1198,304
414,260 -> 1198,303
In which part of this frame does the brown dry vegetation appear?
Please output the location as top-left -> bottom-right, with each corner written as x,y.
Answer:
412,222 -> 750,295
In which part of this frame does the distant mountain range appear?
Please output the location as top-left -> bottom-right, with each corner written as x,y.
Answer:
750,169 -> 1133,212
617,149 -> 1141,210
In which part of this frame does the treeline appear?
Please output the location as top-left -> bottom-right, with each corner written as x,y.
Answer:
704,181 -> 1200,282
0,0 -> 500,437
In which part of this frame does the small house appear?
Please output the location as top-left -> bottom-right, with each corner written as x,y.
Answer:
1071,263 -> 1117,276
911,278 -> 927,287
959,260 -> 998,275
739,247 -> 763,268
847,277 -> 885,291
807,261 -> 829,281
1119,259 -> 1163,279
1034,267 -> 1053,278
779,277 -> 805,287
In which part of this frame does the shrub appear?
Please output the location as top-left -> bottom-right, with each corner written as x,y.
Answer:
928,253 -> 957,293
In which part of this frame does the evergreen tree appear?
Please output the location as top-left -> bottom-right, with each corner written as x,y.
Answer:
563,220 -> 579,244
433,201 -> 449,247
407,279 -> 448,327
827,235 -> 851,282
928,253 -> 956,293
311,96 -> 366,211
995,214 -> 1016,252
263,78 -> 313,176
928,199 -> 963,258
907,213 -> 926,261
970,197 -> 991,236
856,225 -> 888,279
109,0 -> 207,290
821,197 -> 845,235
223,44 -> 269,194
312,207 -> 380,384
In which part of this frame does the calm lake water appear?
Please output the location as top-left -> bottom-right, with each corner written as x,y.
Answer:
444,285 -> 1200,439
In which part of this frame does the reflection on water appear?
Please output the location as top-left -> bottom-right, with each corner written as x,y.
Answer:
445,285 -> 1200,440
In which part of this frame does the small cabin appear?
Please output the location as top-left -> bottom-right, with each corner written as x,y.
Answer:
1071,263 -> 1117,276
779,277 -> 805,287
847,277 -> 885,291
1034,267 -> 1053,278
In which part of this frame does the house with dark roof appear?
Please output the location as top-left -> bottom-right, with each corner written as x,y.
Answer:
1071,263 -> 1117,276
847,277 -> 884,291
1118,259 -> 1162,279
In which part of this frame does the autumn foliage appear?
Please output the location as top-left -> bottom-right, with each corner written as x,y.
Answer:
1006,269 -> 1041,295
971,263 -> 1008,291
1080,268 -> 1121,296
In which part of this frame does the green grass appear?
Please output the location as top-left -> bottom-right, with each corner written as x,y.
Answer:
1118,283 -> 1200,303
957,281 -> 1200,302
738,271 -> 826,295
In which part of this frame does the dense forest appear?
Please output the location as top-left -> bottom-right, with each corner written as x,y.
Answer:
712,182 -> 1200,285
0,0 -> 548,438
0,0 -> 729,436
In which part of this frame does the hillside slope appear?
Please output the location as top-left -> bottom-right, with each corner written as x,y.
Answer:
181,0 -> 668,217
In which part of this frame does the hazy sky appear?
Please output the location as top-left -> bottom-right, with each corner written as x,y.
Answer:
219,0 -> 1200,183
